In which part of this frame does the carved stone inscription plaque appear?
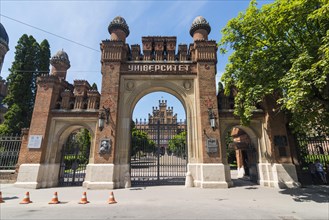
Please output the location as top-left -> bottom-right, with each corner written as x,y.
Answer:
206,138 -> 218,153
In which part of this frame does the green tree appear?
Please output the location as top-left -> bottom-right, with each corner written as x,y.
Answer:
91,83 -> 98,91
74,128 -> 91,164
75,128 -> 91,153
62,129 -> 90,170
38,40 -> 51,76
0,35 -> 50,135
131,127 -> 155,157
168,131 -> 186,157
219,0 -> 329,136
33,39 -> 50,101
225,129 -> 236,166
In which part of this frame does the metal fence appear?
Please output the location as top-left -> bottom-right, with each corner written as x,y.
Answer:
0,135 -> 22,170
296,136 -> 329,169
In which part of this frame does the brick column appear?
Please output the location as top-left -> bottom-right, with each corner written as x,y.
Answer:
188,16 -> 232,188
83,16 -> 130,189
15,76 -> 64,188
260,95 -> 300,188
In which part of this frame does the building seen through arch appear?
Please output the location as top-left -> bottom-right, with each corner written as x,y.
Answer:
134,99 -> 186,154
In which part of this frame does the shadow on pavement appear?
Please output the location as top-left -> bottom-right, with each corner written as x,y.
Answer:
231,177 -> 259,189
279,185 -> 329,203
3,196 -> 19,201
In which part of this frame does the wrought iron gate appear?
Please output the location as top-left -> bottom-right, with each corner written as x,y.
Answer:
130,120 -> 187,186
296,136 -> 329,168
0,135 -> 22,170
58,133 -> 90,186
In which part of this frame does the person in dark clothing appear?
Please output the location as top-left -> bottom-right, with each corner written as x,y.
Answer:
308,162 -> 317,184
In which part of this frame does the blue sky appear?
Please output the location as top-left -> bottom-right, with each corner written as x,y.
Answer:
0,0 -> 273,121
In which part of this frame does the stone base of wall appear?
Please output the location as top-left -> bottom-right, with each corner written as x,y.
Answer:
188,163 -> 233,188
15,164 -> 41,188
83,164 -> 115,189
83,164 -> 131,189
0,170 -> 17,183
258,163 -> 300,188
15,163 -> 60,189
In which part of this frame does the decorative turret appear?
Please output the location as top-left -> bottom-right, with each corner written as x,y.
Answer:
50,49 -> 71,80
190,16 -> 211,41
0,23 -> 9,74
108,16 -> 130,43
0,23 -> 9,123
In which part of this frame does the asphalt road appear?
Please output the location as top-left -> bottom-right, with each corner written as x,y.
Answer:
1,180 -> 329,220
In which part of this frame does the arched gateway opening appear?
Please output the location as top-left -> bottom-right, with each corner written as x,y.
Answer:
130,92 -> 187,186
224,126 -> 259,186
114,80 -> 196,188
58,128 -> 91,186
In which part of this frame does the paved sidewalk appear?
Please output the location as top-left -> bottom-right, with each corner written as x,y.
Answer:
0,181 -> 328,220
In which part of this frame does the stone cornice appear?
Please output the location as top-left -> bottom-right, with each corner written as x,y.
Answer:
194,40 -> 217,48
74,80 -> 91,88
37,75 -> 73,90
87,90 -> 101,97
51,109 -> 99,117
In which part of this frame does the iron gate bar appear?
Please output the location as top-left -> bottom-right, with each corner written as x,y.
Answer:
0,135 -> 22,170
58,134 -> 90,187
157,120 -> 160,181
296,136 -> 329,168
131,119 -> 187,186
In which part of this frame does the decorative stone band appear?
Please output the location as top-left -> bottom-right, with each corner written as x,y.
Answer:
131,64 -> 188,72
126,64 -> 191,73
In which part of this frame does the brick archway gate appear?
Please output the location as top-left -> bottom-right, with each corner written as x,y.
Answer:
82,16 -> 233,189
15,119 -> 97,188
14,16 -> 300,189
14,16 -> 233,189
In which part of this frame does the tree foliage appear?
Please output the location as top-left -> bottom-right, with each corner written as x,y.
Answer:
131,127 -> 156,157
0,35 -> 50,135
64,129 -> 91,165
75,128 -> 91,154
219,0 -> 329,136
225,129 -> 236,165
168,131 -> 186,157
91,83 -> 98,91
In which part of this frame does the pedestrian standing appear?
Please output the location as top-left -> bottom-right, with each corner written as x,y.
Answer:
308,162 -> 317,184
315,159 -> 327,184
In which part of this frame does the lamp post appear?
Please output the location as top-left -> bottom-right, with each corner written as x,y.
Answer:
98,112 -> 105,131
98,106 -> 110,131
208,108 -> 216,131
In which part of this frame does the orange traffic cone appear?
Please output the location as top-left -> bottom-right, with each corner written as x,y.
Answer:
78,192 -> 89,204
48,192 -> 60,204
20,192 -> 32,204
0,191 -> 4,203
108,191 -> 117,204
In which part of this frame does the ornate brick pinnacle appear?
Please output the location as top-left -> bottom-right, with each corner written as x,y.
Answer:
190,16 -> 211,37
50,49 -> 70,69
108,16 -> 130,37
